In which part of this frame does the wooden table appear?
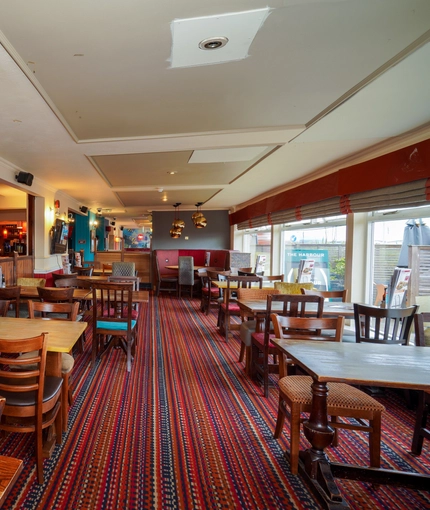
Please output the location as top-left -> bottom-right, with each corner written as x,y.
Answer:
0,317 -> 88,455
92,268 -> 112,276
212,282 -> 276,305
236,299 -> 354,318
0,456 -> 23,507
271,340 -> 430,508
90,289 -> 149,304
165,265 -> 206,270
20,286 -> 92,302
76,275 -> 109,282
0,317 -> 87,377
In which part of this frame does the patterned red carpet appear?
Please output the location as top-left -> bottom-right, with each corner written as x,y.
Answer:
1,294 -> 430,509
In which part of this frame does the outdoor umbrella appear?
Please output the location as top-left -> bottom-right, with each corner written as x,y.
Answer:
398,218 -> 430,266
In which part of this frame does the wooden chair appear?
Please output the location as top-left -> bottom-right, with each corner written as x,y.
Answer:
251,294 -> 324,397
236,288 -> 280,374
411,312 -> 430,455
218,275 -> 263,342
38,284 -> 87,352
0,286 -> 21,317
112,262 -> 135,277
92,281 -> 137,371
155,256 -> 178,297
26,300 -> 79,431
413,311 -> 430,347
74,266 -> 94,276
54,277 -> 80,289
271,313 -> 385,475
265,274 -> 284,283
354,303 -> 418,345
0,300 -> 10,317
200,272 -> 219,315
302,287 -> 354,341
102,264 -> 112,275
37,286 -> 74,303
51,273 -> 77,283
301,288 -> 348,302
108,276 -> 140,291
374,283 -> 388,306
0,332 -> 63,483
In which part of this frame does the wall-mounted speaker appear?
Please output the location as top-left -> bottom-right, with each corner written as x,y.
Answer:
79,206 -> 88,214
15,171 -> 34,186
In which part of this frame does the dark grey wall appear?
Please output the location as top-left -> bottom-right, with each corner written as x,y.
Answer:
151,210 -> 230,250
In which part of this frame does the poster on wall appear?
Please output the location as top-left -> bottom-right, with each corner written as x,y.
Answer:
285,249 -> 330,290
123,228 -> 151,249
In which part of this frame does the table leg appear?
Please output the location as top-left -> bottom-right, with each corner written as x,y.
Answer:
300,380 -> 349,509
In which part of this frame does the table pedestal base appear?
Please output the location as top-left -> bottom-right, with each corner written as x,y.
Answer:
298,450 -> 349,509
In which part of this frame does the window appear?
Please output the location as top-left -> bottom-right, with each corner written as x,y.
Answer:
281,217 -> 346,290
368,205 -> 430,304
235,226 -> 272,274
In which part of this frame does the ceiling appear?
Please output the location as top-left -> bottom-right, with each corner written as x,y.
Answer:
0,1 -> 429,227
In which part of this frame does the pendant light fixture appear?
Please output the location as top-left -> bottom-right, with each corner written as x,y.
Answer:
193,202 -> 207,229
170,203 -> 185,238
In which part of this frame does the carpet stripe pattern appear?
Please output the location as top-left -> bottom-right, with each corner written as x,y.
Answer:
1,294 -> 429,509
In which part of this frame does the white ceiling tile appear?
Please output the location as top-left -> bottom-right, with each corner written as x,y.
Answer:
189,146 -> 269,163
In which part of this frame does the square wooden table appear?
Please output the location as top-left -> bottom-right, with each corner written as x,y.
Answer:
0,317 -> 88,455
236,299 -> 354,318
271,340 -> 430,508
19,286 -> 92,302
0,317 -> 87,377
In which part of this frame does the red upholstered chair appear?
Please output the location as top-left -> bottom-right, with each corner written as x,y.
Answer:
155,254 -> 178,297
200,272 -> 219,315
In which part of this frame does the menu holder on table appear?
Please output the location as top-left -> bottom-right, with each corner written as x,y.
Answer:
255,255 -> 266,274
388,267 -> 411,308
297,259 -> 315,283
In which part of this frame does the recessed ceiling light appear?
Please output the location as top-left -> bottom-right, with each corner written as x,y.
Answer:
198,36 -> 228,51
168,171 -> 177,175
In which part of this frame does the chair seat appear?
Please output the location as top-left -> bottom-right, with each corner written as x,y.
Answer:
202,287 -> 219,297
0,376 -> 63,406
279,375 -> 385,411
220,303 -> 241,313
96,320 -> 137,330
251,331 -> 276,347
17,351 -> 75,373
